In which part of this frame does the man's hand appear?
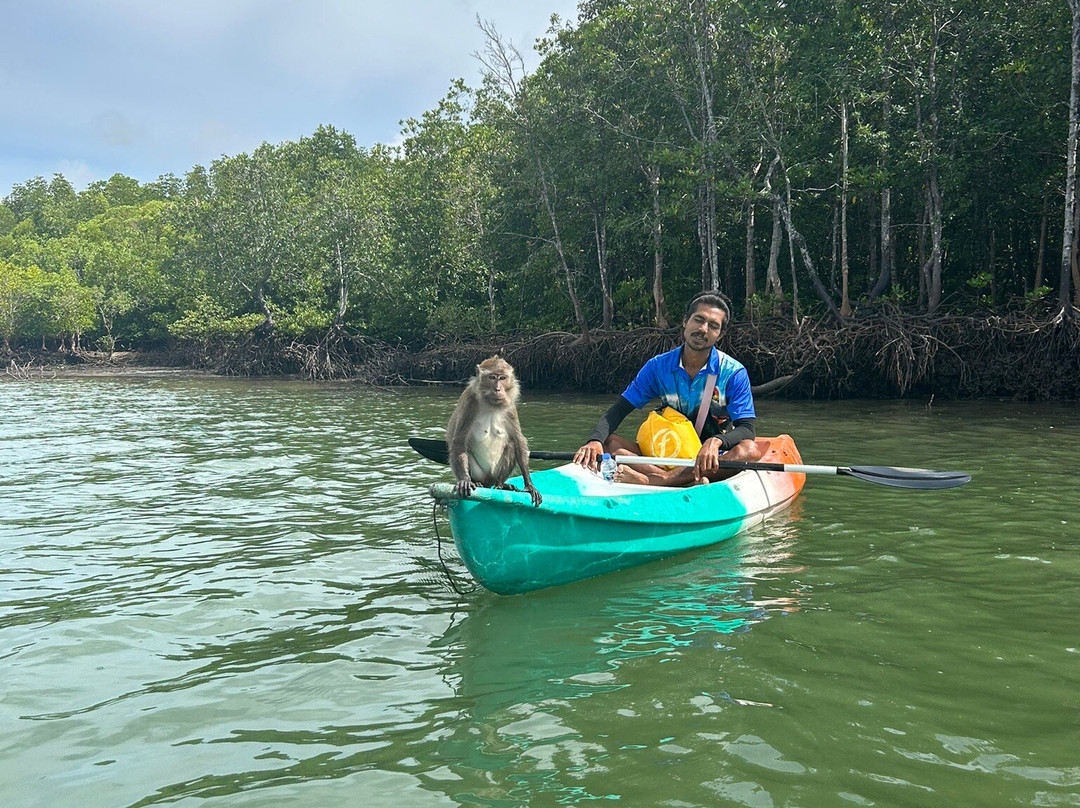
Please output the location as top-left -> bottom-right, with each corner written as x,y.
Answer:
694,436 -> 726,481
573,440 -> 604,469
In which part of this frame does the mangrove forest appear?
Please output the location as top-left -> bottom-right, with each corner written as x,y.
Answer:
3,0 -> 1080,397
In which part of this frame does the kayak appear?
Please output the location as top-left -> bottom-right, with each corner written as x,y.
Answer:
429,434 -> 805,595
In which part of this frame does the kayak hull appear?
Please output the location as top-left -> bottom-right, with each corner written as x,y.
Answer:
430,435 -> 805,595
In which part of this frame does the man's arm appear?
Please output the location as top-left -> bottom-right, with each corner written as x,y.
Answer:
718,417 -> 756,450
574,396 -> 636,468
587,396 -> 636,445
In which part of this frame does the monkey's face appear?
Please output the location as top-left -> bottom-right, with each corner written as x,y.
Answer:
482,369 -> 511,406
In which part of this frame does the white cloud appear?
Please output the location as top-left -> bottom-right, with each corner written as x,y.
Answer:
0,1 -> 580,194
54,160 -> 100,189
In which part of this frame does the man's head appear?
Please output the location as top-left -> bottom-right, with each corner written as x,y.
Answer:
681,292 -> 730,352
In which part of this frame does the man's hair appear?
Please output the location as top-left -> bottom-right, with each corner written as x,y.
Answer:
683,291 -> 732,324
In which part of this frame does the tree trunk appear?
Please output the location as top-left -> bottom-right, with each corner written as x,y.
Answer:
786,205 -> 800,323
918,196 -> 929,308
536,154 -> 589,337
773,160 -> 842,321
840,97 -> 852,317
1072,193 -> 1080,305
1035,189 -> 1048,291
989,227 -> 998,305
476,19 -> 589,335
869,186 -> 893,301
766,197 -> 785,301
698,184 -> 719,291
868,216 -> 878,294
762,156 -> 784,302
1060,0 -> 1080,318
829,199 -> 839,294
925,168 -> 944,313
253,279 -> 274,332
334,241 -> 348,328
910,9 -> 946,315
471,196 -> 497,331
744,150 -> 763,308
592,207 -> 613,330
644,164 -> 671,328
745,195 -> 757,302
690,0 -> 719,291
869,12 -> 896,304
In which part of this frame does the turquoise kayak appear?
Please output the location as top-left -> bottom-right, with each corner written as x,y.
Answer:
430,435 -> 806,595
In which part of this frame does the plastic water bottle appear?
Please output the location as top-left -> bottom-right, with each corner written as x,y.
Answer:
600,453 -> 618,483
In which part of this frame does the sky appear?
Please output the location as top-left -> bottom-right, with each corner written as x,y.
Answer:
0,0 -> 581,197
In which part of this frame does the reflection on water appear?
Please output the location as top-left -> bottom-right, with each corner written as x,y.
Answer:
1,380 -> 1077,808
445,513 -> 805,706
417,513 -> 813,806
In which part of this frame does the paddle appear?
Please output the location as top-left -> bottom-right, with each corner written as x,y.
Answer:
407,437 -> 971,490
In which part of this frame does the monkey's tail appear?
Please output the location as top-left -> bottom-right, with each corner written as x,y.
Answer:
432,501 -> 478,597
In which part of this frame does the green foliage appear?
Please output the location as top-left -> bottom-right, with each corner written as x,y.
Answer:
612,278 -> 652,328
0,261 -> 41,344
426,300 -> 492,339
1024,284 -> 1054,313
273,300 -> 333,338
168,295 -> 264,340
745,292 -> 785,320
0,1 -> 1076,353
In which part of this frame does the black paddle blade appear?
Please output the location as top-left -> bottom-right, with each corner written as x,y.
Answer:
842,465 -> 972,490
410,437 -> 451,465
409,437 -> 575,465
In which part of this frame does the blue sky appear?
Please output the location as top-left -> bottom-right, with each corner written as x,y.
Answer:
1,0 -> 580,196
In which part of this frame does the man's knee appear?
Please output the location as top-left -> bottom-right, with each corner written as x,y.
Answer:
730,439 -> 763,461
605,433 -> 639,454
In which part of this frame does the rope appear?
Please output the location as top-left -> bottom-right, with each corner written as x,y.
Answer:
432,500 -> 477,596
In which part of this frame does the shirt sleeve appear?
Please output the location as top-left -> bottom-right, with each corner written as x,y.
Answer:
724,367 -> 756,421
719,418 -> 756,451
587,396 -> 637,444
621,356 -> 663,409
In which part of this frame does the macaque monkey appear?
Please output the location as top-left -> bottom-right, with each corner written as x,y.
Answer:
446,356 -> 542,507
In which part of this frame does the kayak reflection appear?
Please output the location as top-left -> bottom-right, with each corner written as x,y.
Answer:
425,511 -> 806,804
443,512 -> 804,703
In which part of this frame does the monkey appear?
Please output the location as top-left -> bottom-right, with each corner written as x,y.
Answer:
446,356 -> 542,507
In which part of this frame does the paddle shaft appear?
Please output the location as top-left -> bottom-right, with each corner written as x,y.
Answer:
517,450 -> 842,477
406,436 -> 971,489
616,455 -> 840,474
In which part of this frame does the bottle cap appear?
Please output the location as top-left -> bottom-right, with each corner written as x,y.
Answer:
601,453 -> 611,460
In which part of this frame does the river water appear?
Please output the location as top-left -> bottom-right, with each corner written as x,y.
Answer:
1,376 -> 1076,807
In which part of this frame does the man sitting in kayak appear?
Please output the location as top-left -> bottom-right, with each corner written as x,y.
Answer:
573,292 -> 763,486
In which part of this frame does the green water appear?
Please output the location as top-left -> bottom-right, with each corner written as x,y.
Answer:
1,377 -> 1076,807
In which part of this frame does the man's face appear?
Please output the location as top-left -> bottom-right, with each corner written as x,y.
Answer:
682,304 -> 726,352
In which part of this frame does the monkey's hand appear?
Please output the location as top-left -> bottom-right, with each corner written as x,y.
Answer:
524,485 -> 543,507
453,478 -> 477,499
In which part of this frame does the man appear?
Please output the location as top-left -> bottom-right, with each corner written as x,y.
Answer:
573,292 -> 763,485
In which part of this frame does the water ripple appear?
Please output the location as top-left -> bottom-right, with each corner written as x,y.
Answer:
1,385 -> 1077,808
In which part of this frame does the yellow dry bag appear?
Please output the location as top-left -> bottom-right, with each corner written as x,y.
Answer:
635,407 -> 702,463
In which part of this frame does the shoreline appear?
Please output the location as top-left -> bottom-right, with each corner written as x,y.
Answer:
3,350 -> 222,381
6,312 -> 1080,399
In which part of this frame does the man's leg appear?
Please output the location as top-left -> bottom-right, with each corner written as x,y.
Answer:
603,433 -> 640,455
